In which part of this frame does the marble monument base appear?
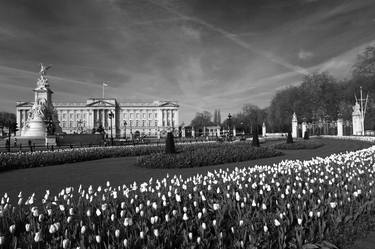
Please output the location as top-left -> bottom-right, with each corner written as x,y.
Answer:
22,118 -> 46,137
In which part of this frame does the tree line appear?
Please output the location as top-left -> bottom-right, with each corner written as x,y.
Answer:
190,46 -> 375,133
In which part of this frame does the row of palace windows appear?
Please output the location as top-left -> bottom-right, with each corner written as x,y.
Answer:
59,113 -> 87,121
60,120 -> 175,128
123,112 -> 157,120
57,110 -> 176,122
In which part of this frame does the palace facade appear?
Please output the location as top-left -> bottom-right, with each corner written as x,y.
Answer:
16,98 -> 179,138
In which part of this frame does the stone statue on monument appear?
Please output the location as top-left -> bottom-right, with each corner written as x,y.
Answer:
36,63 -> 52,89
40,63 -> 52,76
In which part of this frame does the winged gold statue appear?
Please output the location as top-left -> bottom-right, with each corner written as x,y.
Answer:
40,63 -> 52,76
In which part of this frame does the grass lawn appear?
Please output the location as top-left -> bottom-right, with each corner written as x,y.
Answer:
0,138 -> 372,198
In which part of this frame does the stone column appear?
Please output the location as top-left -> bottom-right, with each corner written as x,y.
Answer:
89,110 -> 94,129
233,126 -> 236,137
337,118 -> 343,137
217,127 -> 221,137
174,109 -> 179,128
262,122 -> 266,137
192,127 -> 195,137
16,110 -> 21,135
302,121 -> 307,137
161,110 -> 164,127
292,112 -> 298,138
165,110 -> 168,127
157,109 -> 162,127
181,127 -> 186,137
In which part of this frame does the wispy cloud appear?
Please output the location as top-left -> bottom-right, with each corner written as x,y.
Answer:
298,50 -> 314,60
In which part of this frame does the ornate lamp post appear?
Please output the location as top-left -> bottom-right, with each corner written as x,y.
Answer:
109,111 -> 114,146
123,120 -> 127,140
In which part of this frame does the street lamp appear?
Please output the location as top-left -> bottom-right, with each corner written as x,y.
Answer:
123,120 -> 127,140
109,111 -> 114,146
47,118 -> 54,135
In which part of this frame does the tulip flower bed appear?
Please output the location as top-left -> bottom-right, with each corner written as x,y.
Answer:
137,143 -> 282,168
273,139 -> 325,150
1,146 -> 375,248
0,145 -> 167,171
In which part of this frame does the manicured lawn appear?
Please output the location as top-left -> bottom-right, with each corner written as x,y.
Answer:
0,138 -> 371,198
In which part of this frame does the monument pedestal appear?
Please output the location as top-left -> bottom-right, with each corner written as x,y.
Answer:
22,116 -> 46,137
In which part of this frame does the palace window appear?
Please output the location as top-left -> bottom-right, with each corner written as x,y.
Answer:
142,120 -> 145,127
69,113 -> 73,120
63,113 -> 66,120
136,113 -> 140,119
154,113 -> 157,118
70,121 -> 73,127
130,113 -> 134,119
136,120 -> 139,127
155,121 -> 158,126
143,113 -> 146,119
123,113 -> 127,119
149,113 -> 152,119
148,120 -> 152,126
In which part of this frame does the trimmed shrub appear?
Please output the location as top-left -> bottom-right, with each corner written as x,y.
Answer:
252,131 -> 260,147
304,131 -> 310,140
286,131 -> 293,144
137,142 -> 282,168
165,132 -> 176,154
274,139 -> 324,150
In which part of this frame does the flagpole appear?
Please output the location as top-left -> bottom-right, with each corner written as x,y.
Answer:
102,83 -> 104,99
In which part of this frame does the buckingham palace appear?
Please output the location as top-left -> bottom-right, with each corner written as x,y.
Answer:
16,98 -> 179,138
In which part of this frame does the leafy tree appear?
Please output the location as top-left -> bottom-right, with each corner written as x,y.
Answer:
190,111 -> 215,129
0,112 -> 16,129
353,46 -> 375,79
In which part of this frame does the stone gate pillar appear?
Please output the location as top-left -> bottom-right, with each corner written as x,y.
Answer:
262,122 -> 266,137
292,112 -> 298,138
337,118 -> 343,137
352,102 -> 362,135
302,121 -> 307,137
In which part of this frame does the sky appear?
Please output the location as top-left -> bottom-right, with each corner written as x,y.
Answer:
1,0 -> 375,124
